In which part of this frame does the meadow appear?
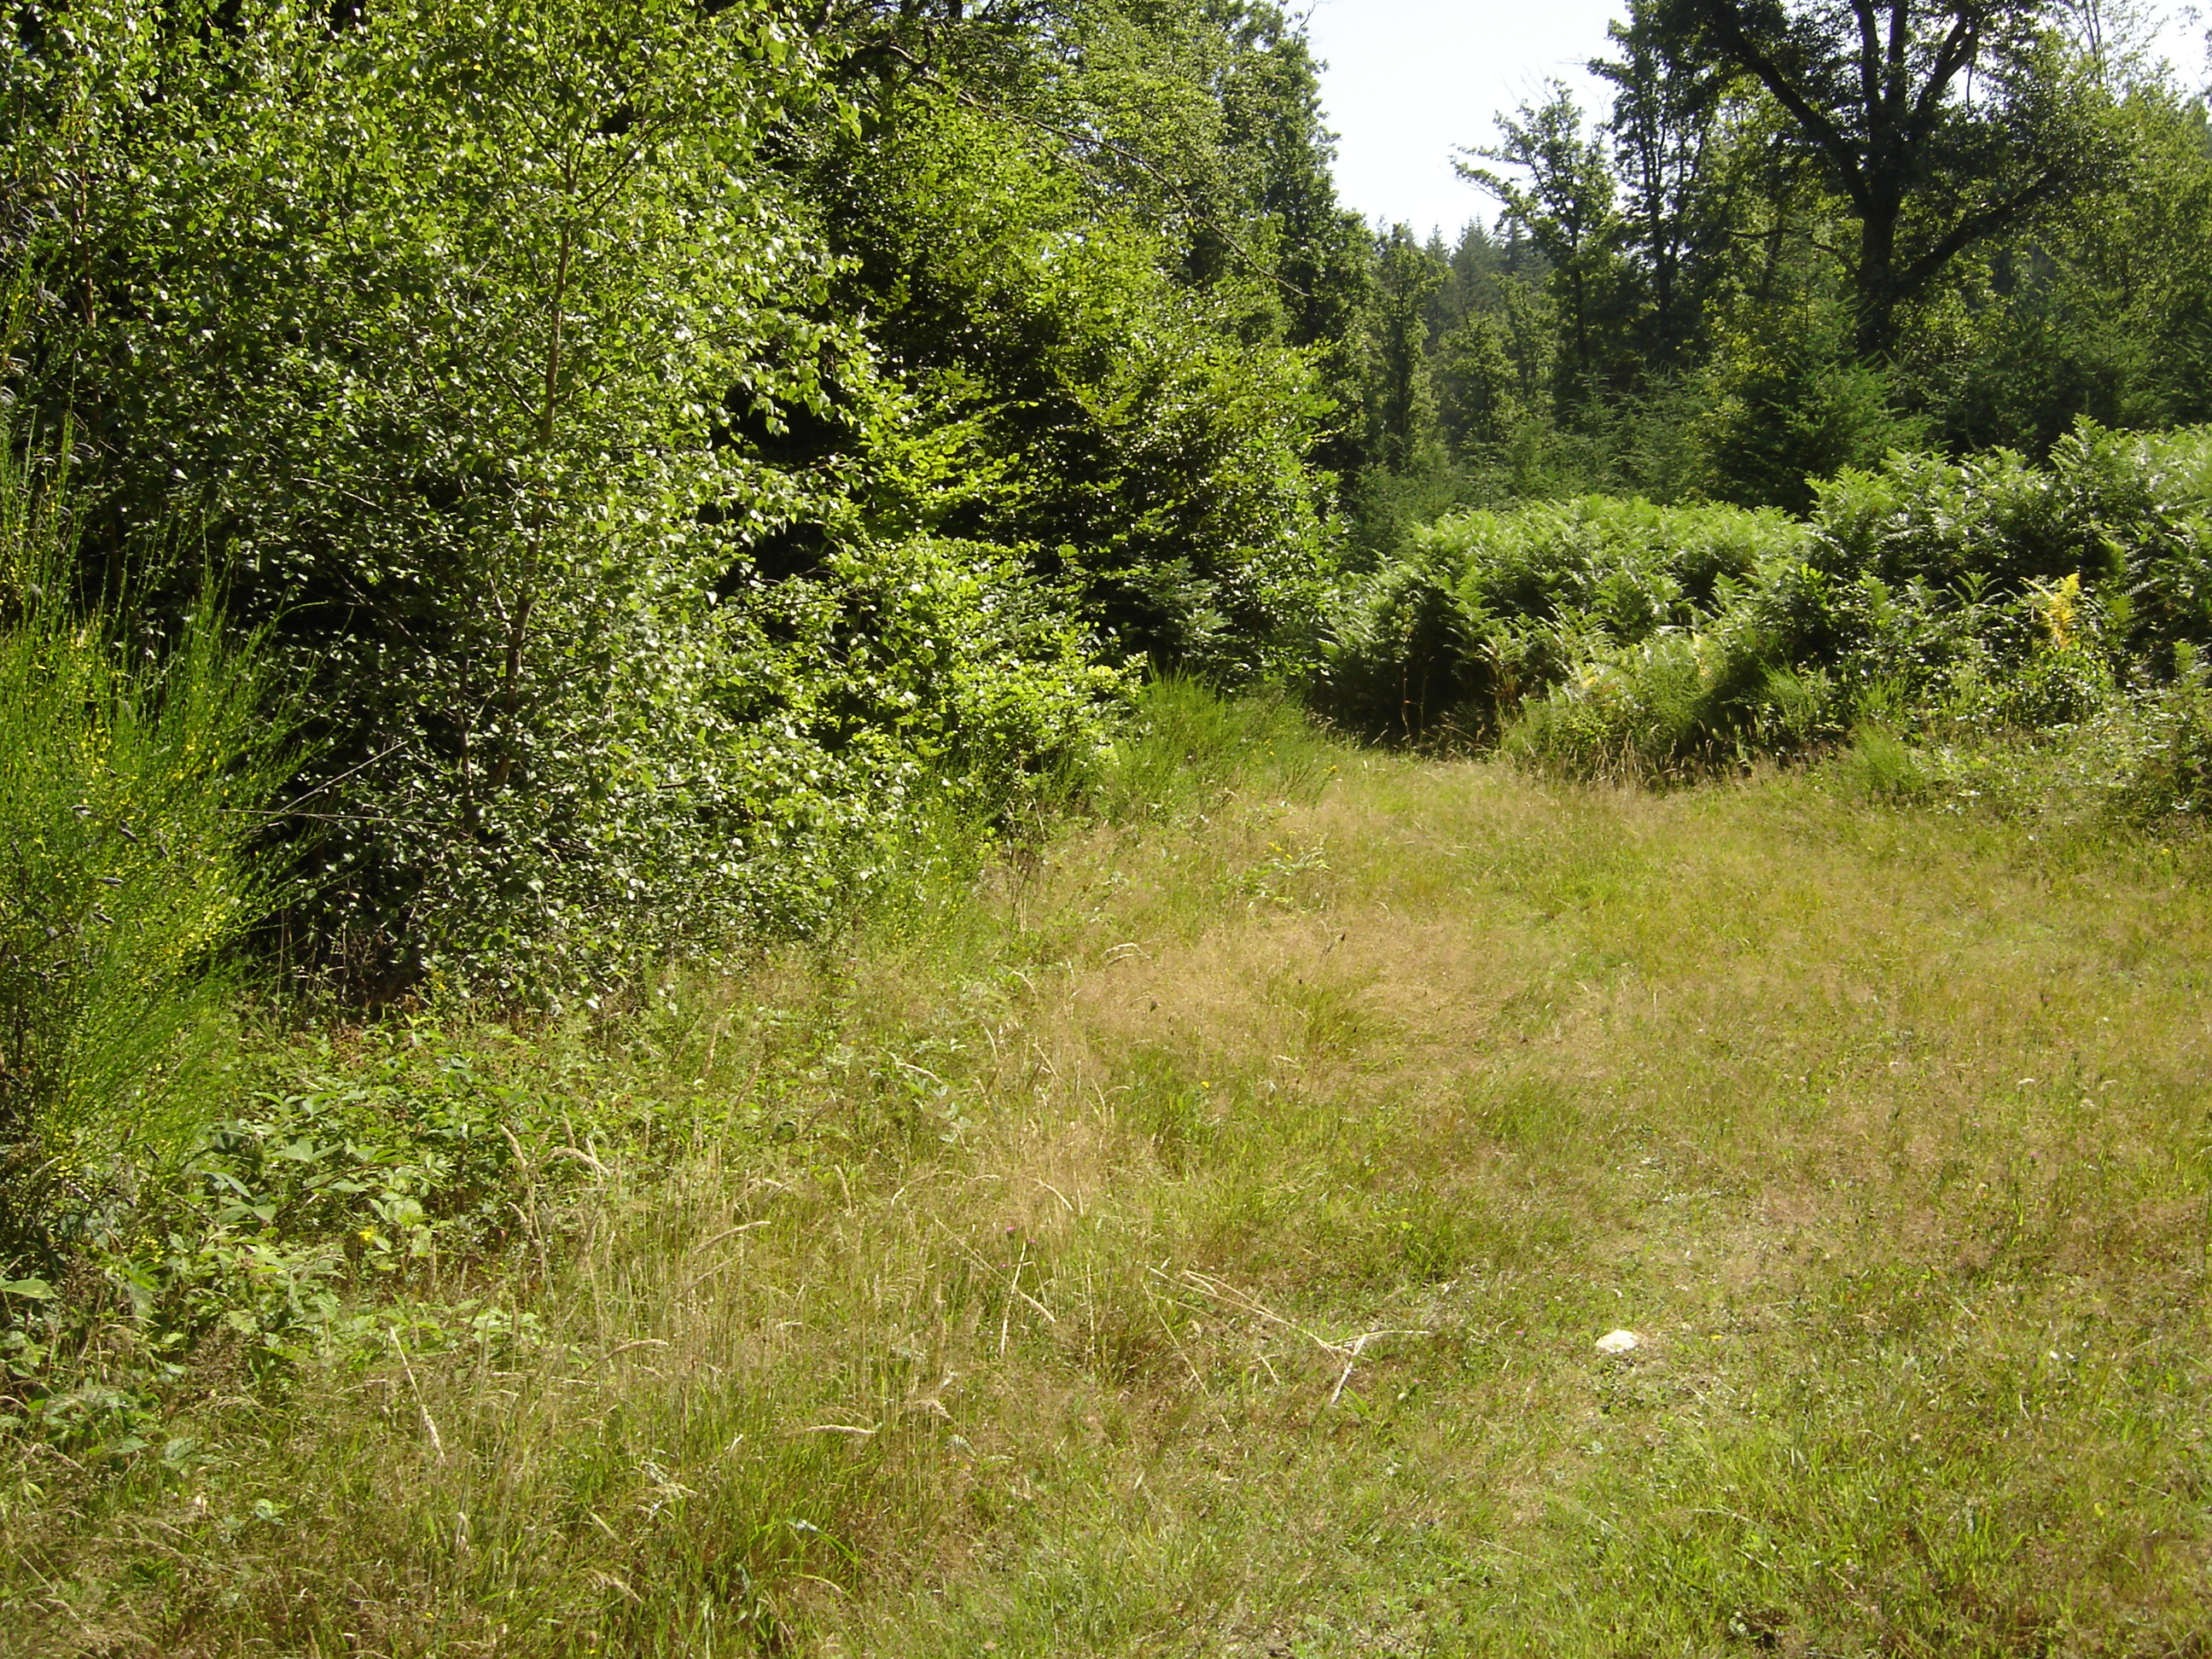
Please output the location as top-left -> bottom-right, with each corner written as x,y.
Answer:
12,3 -> 2212,1649
9,686 -> 2208,1656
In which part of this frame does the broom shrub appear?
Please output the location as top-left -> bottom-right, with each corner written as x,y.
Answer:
0,445 -> 294,1270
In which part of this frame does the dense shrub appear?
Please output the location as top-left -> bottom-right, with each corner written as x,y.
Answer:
2110,647 -> 2212,818
3,0 -> 1146,999
806,92 -> 1336,679
1319,495 -> 1810,748
1324,422 -> 2212,780
0,1017 -> 626,1453
0,449 -> 293,1266
357,533 -> 1126,1001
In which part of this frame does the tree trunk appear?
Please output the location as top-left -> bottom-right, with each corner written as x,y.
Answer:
1854,195 -> 1901,360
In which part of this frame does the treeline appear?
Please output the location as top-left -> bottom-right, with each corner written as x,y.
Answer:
1344,0 -> 2212,527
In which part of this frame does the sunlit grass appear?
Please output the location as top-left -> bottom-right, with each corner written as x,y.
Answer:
8,696 -> 2212,1656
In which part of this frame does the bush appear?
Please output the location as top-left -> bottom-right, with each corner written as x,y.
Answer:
0,448 -> 293,1266
808,90 -> 1336,679
5,2 -> 1147,1001
1505,635 -> 1842,783
2106,643 -> 2212,820
1827,723 -> 1931,805
7,5 -> 1284,1000
1318,495 -> 1811,747
1327,422 -> 2212,779
370,534 -> 1128,1001
0,1016 -> 628,1453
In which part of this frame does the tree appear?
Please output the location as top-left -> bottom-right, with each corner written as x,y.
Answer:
1646,0 -> 2116,359
1457,85 -> 1626,405
1354,226 -> 1446,473
5,0 -> 1125,995
1594,8 -> 1733,368
1926,86 -> 2212,447
1435,289 -> 1557,457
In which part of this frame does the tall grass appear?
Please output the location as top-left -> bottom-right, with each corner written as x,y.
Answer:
1088,677 -> 1339,824
0,439 -> 294,1266
10,697 -> 2212,1654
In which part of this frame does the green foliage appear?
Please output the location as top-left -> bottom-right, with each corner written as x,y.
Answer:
5,0 -> 1147,999
1323,2 -> 2198,521
1703,295 -> 1930,512
1320,495 -> 1811,747
1458,84 -> 1628,403
2113,644 -> 2212,816
383,532 -> 1126,998
1808,422 -> 2212,667
1639,0 -> 2117,363
0,446 -> 293,1265
1347,226 -> 1447,474
806,88 -> 1336,678
9,0 -> 839,992
1325,423 -> 2212,781
1825,722 -> 1931,803
0,1017 -> 618,1455
1902,639 -> 2212,826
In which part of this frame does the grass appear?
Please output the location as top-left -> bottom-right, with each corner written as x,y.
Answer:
7,686 -> 2212,1656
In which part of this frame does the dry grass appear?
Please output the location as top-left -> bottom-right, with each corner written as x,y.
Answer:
9,696 -> 2212,1656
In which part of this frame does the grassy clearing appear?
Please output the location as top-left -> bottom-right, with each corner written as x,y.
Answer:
9,688 -> 2212,1656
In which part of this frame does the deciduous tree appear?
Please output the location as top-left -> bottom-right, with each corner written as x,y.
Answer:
1644,0 -> 2116,358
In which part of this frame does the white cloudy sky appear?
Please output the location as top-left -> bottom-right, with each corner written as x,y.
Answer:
1302,0 -> 2212,238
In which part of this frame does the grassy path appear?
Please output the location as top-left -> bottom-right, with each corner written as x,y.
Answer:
19,700 -> 2212,1655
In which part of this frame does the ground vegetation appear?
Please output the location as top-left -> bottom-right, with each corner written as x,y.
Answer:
3,0 -> 2212,1650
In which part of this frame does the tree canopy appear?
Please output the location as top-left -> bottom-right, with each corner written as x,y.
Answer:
1649,0 -> 2116,358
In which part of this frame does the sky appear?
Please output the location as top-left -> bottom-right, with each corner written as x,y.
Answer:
1303,0 -> 2212,240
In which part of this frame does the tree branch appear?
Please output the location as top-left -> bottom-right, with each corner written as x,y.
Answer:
1896,166 -> 2067,296
1854,0 -> 1885,134
1906,10 -> 1981,144
1698,0 -> 1872,210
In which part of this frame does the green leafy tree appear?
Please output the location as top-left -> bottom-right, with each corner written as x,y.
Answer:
1644,0 -> 2117,359
1435,285 -> 1560,458
799,30 -> 1337,675
1924,86 -> 2212,448
1354,226 -> 1446,473
7,0 -> 1120,995
1458,84 -> 1628,408
1595,7 -> 1734,368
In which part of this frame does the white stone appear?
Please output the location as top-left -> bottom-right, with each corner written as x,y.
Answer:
1596,1329 -> 1640,1354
